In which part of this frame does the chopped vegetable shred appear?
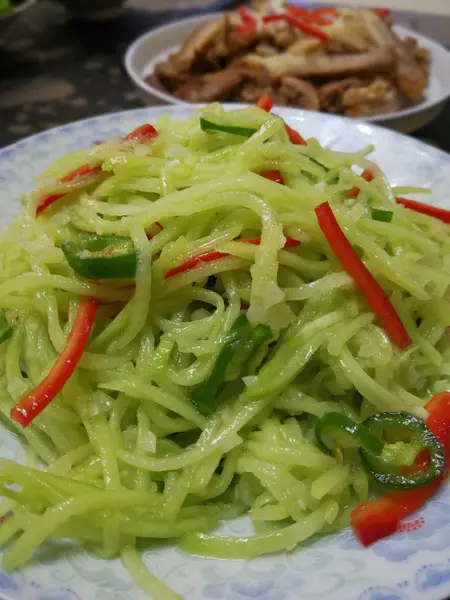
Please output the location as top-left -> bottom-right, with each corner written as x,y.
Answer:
0,104 -> 450,600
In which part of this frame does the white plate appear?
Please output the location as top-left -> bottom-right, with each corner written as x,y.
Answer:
1,106 -> 450,600
124,14 -> 450,134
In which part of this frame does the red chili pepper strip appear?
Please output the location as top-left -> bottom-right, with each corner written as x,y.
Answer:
239,236 -> 301,248
256,94 -> 274,112
315,201 -> 411,349
284,237 -> 302,248
238,237 -> 260,246
36,124 -> 158,216
395,197 -> 450,224
402,449 -> 430,475
257,94 -> 273,113
374,8 -> 391,18
36,166 -> 103,216
425,392 -> 450,447
166,251 -> 230,279
347,169 -> 374,198
146,221 -> 164,240
10,297 -> 99,428
262,14 -> 329,42
36,193 -> 66,216
123,123 -> 158,142
308,7 -> 338,25
166,235 -> 301,279
351,392 -> 450,546
61,164 -> 102,183
260,170 -> 285,184
236,6 -> 257,35
285,5 -> 310,18
285,123 -> 307,146
255,94 -> 307,145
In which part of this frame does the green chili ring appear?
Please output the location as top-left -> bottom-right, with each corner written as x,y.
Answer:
315,411 -> 384,456
359,411 -> 445,489
62,234 -> 137,280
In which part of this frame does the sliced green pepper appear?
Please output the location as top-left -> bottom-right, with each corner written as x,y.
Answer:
226,323 -> 272,382
0,311 -> 12,344
371,209 -> 393,223
61,234 -> 136,280
200,118 -> 258,138
191,315 -> 249,415
315,412 -> 384,456
359,411 -> 444,489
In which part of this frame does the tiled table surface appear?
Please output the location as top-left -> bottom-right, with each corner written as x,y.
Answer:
0,0 -> 449,151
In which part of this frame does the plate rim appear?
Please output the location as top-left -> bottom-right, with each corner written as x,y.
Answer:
1,103 -> 449,162
123,12 -> 450,123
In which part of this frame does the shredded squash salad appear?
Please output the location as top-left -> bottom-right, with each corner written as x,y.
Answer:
1,102 -> 450,599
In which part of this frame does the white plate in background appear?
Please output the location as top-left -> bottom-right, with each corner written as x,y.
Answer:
124,14 -> 450,133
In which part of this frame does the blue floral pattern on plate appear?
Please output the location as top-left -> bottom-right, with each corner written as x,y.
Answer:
1,106 -> 450,600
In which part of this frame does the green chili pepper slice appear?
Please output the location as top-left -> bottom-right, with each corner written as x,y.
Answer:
315,412 -> 384,456
0,311 -> 12,344
191,315 -> 250,415
61,234 -> 136,280
200,118 -> 258,138
226,323 -> 273,381
359,411 -> 445,489
371,209 -> 393,223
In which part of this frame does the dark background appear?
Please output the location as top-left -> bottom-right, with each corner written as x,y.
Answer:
0,0 -> 449,151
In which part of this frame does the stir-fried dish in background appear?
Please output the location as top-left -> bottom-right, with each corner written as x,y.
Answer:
149,2 -> 430,118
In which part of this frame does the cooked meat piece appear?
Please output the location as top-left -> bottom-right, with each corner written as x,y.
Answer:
263,21 -> 298,49
221,13 -> 260,62
237,75 -> 319,110
341,77 -> 404,117
244,47 -> 395,79
360,10 -> 428,102
394,50 -> 429,103
152,61 -> 191,93
402,36 -> 419,56
251,0 -> 283,13
254,42 -> 278,57
174,69 -> 243,102
319,77 -> 364,114
324,10 -> 373,52
402,37 -> 430,72
237,83 -> 277,104
278,76 -> 320,110
145,73 -> 170,94
415,46 -> 431,65
288,38 -> 322,56
326,41 -> 354,54
172,18 -> 228,72
320,76 -> 404,117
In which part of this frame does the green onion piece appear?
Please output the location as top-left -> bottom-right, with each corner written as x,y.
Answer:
315,412 -> 384,456
191,315 -> 250,415
360,411 -> 444,489
371,209 -> 393,223
200,118 -> 258,138
0,311 -> 12,344
61,234 -> 136,280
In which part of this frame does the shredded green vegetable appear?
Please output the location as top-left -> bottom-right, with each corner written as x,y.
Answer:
0,104 -> 450,599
